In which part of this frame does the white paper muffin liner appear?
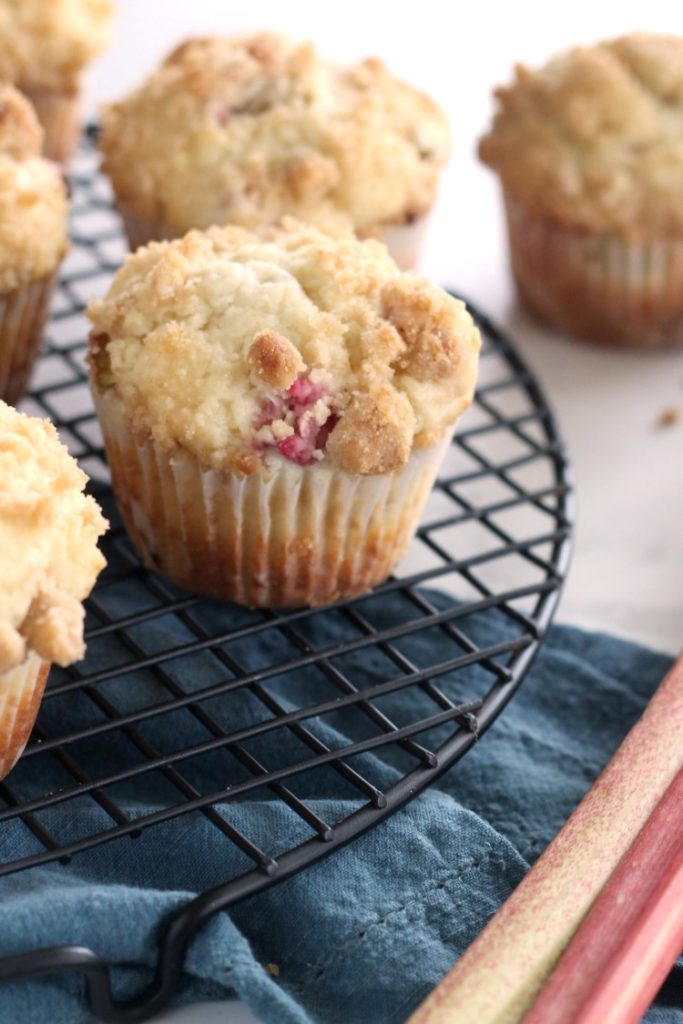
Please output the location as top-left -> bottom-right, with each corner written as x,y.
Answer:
23,86 -> 80,164
118,206 -> 429,270
363,216 -> 430,270
0,273 -> 57,405
504,190 -> 683,348
0,652 -> 49,780
95,388 -> 452,607
119,208 -> 177,252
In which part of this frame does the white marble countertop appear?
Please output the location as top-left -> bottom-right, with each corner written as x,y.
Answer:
81,2 -> 683,1020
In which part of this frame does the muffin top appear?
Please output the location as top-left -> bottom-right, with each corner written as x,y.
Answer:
99,33 -> 450,236
0,0 -> 113,91
0,86 -> 69,290
479,33 -> 683,236
0,401 -> 107,674
87,220 -> 480,476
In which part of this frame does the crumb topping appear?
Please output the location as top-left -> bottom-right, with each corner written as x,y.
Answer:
0,86 -> 69,290
0,0 -> 113,91
248,329 -> 305,390
99,33 -> 450,236
479,33 -> 683,236
87,220 -> 480,475
0,401 -> 107,674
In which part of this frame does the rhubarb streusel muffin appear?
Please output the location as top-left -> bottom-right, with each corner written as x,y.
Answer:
0,86 -> 68,404
87,220 -> 480,607
479,33 -> 683,347
0,401 -> 107,779
99,33 -> 450,269
0,0 -> 113,162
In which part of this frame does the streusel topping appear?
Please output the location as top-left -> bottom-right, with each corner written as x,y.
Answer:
99,33 -> 450,236
0,86 -> 69,290
87,220 -> 480,475
0,0 -> 113,92
0,401 -> 107,674
479,33 -> 683,236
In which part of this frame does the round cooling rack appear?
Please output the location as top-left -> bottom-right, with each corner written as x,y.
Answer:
0,135 -> 574,1023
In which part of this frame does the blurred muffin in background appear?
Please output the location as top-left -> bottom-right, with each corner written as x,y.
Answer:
0,86 -> 68,404
0,0 -> 113,162
0,400 -> 107,780
99,33 -> 450,269
480,33 -> 683,348
87,219 -> 479,607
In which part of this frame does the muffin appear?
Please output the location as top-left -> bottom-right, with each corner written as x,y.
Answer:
0,401 -> 107,779
87,220 -> 480,607
99,33 -> 450,269
0,86 -> 69,404
0,0 -> 113,162
479,33 -> 683,348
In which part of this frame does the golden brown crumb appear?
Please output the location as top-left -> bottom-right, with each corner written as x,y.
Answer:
21,587 -> 85,667
248,331 -> 305,389
326,386 -> 415,474
382,276 -> 473,382
266,963 -> 280,978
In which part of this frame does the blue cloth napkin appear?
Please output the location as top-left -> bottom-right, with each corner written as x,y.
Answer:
0,586 -> 680,1024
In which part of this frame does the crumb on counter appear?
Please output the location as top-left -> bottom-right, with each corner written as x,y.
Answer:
657,407 -> 681,429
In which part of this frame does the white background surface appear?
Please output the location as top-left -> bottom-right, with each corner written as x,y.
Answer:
81,2 -> 682,1021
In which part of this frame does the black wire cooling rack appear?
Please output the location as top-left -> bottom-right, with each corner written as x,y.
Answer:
0,134 -> 573,1023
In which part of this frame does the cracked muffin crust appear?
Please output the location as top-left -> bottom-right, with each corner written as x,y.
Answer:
99,33 -> 450,240
0,401 -> 107,674
480,33 -> 683,238
87,220 -> 480,476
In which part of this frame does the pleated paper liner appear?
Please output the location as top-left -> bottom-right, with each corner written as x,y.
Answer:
0,273 -> 57,405
95,387 -> 453,607
504,190 -> 683,348
0,653 -> 50,780
22,86 -> 80,165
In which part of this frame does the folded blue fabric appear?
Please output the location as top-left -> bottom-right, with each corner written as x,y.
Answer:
0,587 -> 679,1024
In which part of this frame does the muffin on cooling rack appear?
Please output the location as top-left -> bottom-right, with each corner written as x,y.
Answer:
87,220 -> 480,607
0,0 -> 113,162
0,401 -> 107,780
479,33 -> 683,348
99,33 -> 450,269
0,86 -> 69,405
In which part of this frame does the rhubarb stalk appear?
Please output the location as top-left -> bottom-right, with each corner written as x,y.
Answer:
408,654 -> 683,1024
524,768 -> 683,1024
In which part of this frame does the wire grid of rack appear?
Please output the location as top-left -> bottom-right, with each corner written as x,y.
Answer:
0,134 -> 573,1022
